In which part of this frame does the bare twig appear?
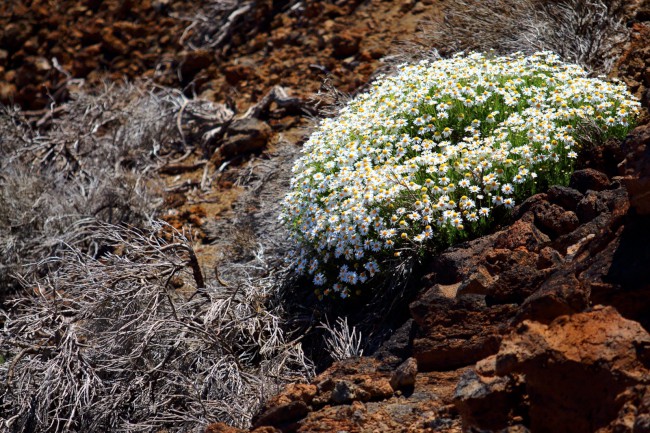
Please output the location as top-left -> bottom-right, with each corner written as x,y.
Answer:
0,221 -> 313,432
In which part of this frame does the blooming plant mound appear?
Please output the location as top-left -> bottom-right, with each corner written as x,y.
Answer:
281,52 -> 639,299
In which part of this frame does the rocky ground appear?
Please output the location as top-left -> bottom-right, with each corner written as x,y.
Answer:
2,0 -> 650,432
0,0 -> 439,110
205,6 -> 650,433
213,109 -> 650,432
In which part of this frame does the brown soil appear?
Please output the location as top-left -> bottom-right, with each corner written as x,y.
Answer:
1,0 -> 441,110
4,1 -> 650,432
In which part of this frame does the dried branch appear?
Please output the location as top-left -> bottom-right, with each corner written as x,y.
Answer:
175,0 -> 255,51
0,221 -> 313,432
243,86 -> 306,120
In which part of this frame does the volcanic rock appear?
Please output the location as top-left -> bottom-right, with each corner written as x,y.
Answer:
493,307 -> 650,433
389,357 -> 418,391
220,118 -> 272,158
619,122 -> 650,215
454,356 -> 527,431
570,168 -> 611,193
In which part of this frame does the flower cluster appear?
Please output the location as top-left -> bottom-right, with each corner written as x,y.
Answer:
280,52 -> 639,299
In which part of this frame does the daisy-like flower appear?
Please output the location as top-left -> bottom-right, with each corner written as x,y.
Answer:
281,51 -> 639,299
501,183 -> 514,195
314,273 -> 326,286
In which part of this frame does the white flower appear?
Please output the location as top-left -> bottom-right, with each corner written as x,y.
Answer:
501,183 -> 514,195
314,273 -> 326,286
281,51 -> 639,298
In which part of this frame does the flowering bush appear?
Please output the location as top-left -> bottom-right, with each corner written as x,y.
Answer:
281,52 -> 639,299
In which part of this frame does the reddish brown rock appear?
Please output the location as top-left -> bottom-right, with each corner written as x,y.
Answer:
529,201 -> 580,238
389,357 -> 418,391
253,358 -> 395,430
546,185 -> 584,212
570,168 -> 611,193
330,30 -> 361,58
599,385 -> 650,433
313,358 -> 394,406
410,289 -> 515,371
589,213 -> 650,332
454,356 -> 527,431
252,384 -> 317,429
619,123 -> 650,216
455,307 -> 650,433
253,401 -> 310,430
256,366 -> 466,433
519,271 -> 588,324
224,64 -> 255,85
205,423 -> 281,433
410,158 -> 650,378
205,422 -> 246,433
220,118 -> 272,158
576,191 -> 609,223
492,213 -> 551,252
492,307 -> 650,433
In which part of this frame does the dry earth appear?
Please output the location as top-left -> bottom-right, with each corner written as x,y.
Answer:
2,0 -> 650,432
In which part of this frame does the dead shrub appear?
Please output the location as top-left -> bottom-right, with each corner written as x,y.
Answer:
0,82 -> 232,295
409,0 -> 634,73
0,221 -> 312,432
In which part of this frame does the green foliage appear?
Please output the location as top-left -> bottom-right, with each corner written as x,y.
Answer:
281,52 -> 639,299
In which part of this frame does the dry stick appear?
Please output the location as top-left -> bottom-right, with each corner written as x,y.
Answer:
200,162 -> 211,191
6,340 -> 52,393
215,264 -> 233,289
159,162 -> 205,175
176,98 -> 189,149
243,86 -> 304,119
166,148 -> 195,165
160,243 -> 205,289
211,3 -> 254,50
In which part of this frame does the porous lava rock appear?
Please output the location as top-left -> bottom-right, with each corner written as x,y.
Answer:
220,118 -> 272,158
456,307 -> 650,433
410,177 -> 614,368
252,356 -> 465,432
0,0 -> 444,110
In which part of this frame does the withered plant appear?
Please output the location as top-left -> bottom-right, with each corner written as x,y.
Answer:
0,221 -> 312,432
405,0 -> 634,73
0,82 -> 232,295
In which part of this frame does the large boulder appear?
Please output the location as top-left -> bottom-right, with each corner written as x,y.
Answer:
456,307 -> 650,433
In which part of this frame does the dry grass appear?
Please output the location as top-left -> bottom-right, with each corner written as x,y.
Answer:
319,317 -> 364,361
0,82 -> 232,295
0,82 -> 312,432
401,0 -> 635,73
0,221 -> 312,432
